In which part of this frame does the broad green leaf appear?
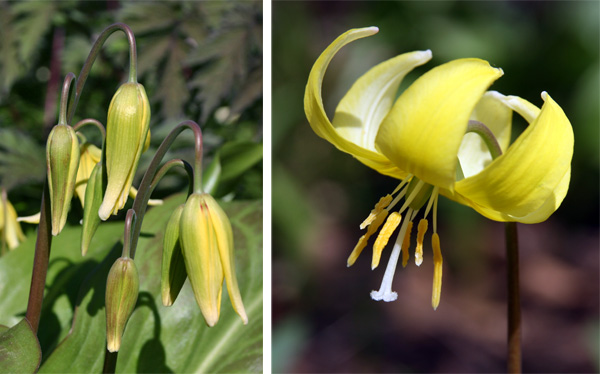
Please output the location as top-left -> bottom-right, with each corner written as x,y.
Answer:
219,141 -> 263,183
203,153 -> 222,195
39,195 -> 262,373
0,215 -> 125,360
0,319 -> 41,373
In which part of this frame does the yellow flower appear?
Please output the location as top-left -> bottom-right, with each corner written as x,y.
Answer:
74,141 -> 102,209
0,197 -> 26,250
179,193 -> 247,326
305,27 -> 574,309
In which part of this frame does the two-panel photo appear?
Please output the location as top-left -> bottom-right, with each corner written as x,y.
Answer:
0,1 -> 597,373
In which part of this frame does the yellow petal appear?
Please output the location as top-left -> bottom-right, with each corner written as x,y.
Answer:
333,51 -> 432,152
376,59 -> 504,190
455,92 -> 573,223
204,195 -> 248,325
180,194 -> 224,326
304,27 -> 410,178
458,91 -> 513,179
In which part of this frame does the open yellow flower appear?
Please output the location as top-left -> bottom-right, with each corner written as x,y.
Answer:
305,27 -> 574,309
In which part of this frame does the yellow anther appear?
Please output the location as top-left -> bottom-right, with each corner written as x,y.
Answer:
401,221 -> 413,268
360,194 -> 392,229
347,235 -> 367,267
348,210 -> 388,267
372,212 -> 402,269
431,233 -> 443,310
415,219 -> 428,266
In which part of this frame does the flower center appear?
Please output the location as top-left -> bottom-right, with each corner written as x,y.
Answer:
347,174 -> 443,309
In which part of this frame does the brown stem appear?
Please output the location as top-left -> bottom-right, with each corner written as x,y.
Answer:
506,221 -> 521,373
25,182 -> 53,334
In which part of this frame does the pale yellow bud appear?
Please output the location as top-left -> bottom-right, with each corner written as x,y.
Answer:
99,82 -> 150,220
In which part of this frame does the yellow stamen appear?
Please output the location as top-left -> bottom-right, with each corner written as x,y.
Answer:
432,233 -> 443,310
415,219 -> 428,266
348,210 -> 389,267
372,212 -> 402,269
347,235 -> 367,267
401,221 -> 413,267
360,195 -> 392,229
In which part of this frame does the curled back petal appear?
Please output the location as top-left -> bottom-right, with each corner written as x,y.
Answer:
304,27 -> 407,177
376,59 -> 504,190
455,92 -> 573,223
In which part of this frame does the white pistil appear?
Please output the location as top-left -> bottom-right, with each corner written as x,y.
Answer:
371,207 -> 414,302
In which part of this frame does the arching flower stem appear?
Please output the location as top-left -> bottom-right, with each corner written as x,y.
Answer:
58,73 -> 76,126
128,121 -> 202,259
67,23 -> 138,124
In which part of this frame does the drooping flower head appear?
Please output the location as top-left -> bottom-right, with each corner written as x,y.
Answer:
0,196 -> 26,250
99,82 -> 151,221
179,193 -> 248,326
46,124 -> 80,236
305,27 -> 574,309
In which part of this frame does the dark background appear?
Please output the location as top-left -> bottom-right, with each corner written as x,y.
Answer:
272,1 -> 599,373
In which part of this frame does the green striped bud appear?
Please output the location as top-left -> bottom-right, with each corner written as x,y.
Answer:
80,161 -> 104,256
180,193 -> 248,327
105,257 -> 139,353
161,204 -> 187,307
99,82 -> 150,221
46,124 -> 80,236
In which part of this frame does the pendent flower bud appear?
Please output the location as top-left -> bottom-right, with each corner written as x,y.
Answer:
105,256 -> 139,353
161,204 -> 187,306
99,82 -> 150,221
81,162 -> 104,256
74,140 -> 102,209
0,197 -> 26,250
46,124 -> 80,236
180,193 -> 248,326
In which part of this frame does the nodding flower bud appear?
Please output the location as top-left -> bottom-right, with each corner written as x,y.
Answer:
180,193 -> 248,327
161,204 -> 187,307
81,162 -> 104,256
105,257 -> 139,353
99,82 -> 150,221
0,197 -> 26,250
46,124 -> 80,236
74,140 -> 102,209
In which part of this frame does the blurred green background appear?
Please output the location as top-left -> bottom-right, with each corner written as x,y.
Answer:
273,1 -> 598,373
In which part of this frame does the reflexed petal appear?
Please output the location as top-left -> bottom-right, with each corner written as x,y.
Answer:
304,27 -> 406,177
333,51 -> 432,151
204,196 -> 248,324
376,59 -> 503,190
458,91 -> 513,178
455,93 -> 573,223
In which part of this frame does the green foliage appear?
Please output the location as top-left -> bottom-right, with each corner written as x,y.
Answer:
0,319 -> 41,373
0,195 -> 262,372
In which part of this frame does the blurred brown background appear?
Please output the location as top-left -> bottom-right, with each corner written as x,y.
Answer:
272,1 -> 599,373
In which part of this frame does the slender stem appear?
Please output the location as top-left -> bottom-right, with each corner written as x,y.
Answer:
67,23 -> 137,124
128,120 -> 202,259
506,221 -> 521,373
102,350 -> 118,374
73,118 -> 106,143
121,210 -> 136,258
466,120 -> 502,160
58,73 -> 76,125
25,182 -> 53,334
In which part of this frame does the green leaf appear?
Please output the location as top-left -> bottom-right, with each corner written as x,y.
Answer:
37,195 -> 262,373
203,154 -> 222,195
219,141 -> 263,183
0,129 -> 46,190
0,319 -> 41,373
